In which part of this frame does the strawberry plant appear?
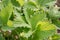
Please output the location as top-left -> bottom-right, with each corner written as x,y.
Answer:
0,0 -> 60,40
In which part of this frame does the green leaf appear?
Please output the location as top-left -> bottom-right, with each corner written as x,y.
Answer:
11,0 -> 20,7
0,33 -> 5,40
2,0 -> 10,7
12,10 -> 31,28
35,0 -> 55,6
0,2 -> 13,25
23,1 -> 38,25
20,30 -> 33,38
13,10 -> 25,23
45,1 -> 56,7
52,18 -> 60,28
37,21 -> 56,31
24,1 -> 37,9
46,6 -> 60,28
23,8 -> 31,25
14,21 -> 31,28
1,26 -> 15,31
24,5 -> 46,30
30,11 -> 46,30
48,7 -> 60,19
16,0 -> 24,6
33,21 -> 56,40
52,34 -> 60,40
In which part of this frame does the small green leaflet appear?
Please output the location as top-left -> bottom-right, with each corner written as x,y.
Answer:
0,2 -> 13,25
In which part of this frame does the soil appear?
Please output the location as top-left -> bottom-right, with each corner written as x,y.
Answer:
55,0 -> 60,7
